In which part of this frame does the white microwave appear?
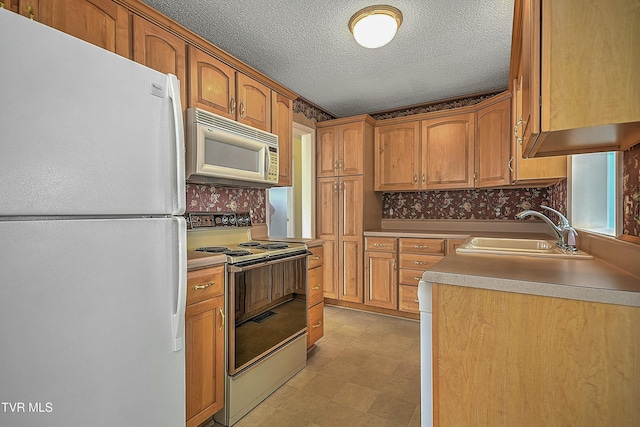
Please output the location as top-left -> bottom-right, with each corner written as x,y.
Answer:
185,108 -> 279,187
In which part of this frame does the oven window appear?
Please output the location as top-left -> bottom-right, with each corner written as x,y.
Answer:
231,257 -> 308,373
204,137 -> 260,173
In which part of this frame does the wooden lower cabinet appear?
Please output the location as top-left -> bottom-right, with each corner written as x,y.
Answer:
186,265 -> 225,427
433,283 -> 640,427
398,284 -> 419,313
364,237 -> 398,310
307,245 -> 324,348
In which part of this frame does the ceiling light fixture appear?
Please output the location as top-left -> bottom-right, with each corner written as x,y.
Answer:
348,5 -> 403,49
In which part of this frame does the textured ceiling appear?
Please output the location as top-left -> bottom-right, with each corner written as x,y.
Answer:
142,0 -> 514,118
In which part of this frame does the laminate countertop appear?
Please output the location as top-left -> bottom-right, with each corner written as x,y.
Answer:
365,227 -> 640,307
187,251 -> 225,271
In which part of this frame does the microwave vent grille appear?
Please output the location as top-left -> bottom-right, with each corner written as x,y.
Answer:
194,109 -> 278,146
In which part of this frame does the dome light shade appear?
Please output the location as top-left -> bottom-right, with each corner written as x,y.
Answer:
349,5 -> 403,49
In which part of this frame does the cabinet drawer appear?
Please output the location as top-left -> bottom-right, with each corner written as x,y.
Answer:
399,254 -> 444,270
447,238 -> 467,255
399,268 -> 425,286
308,246 -> 324,269
399,285 -> 419,314
365,236 -> 397,252
399,238 -> 445,255
308,266 -> 324,307
187,266 -> 224,305
307,301 -> 324,347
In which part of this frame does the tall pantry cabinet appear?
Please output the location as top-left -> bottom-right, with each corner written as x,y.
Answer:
316,115 -> 382,303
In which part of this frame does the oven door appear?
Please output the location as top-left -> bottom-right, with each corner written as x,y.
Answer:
227,253 -> 308,375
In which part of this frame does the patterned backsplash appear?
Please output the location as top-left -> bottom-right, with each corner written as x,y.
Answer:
382,181 -> 566,220
186,184 -> 267,223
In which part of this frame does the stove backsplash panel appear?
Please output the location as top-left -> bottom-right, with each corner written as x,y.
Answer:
186,184 -> 266,224
382,182 -> 566,220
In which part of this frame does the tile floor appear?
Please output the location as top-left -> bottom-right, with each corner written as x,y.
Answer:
215,305 -> 422,427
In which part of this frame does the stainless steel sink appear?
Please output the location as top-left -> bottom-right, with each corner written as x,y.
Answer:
456,237 -> 593,259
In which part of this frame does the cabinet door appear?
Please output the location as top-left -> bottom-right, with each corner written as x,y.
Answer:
272,92 -> 293,186
317,127 -> 339,178
339,176 -> 363,303
307,265 -> 324,307
322,240 -> 338,299
307,301 -> 324,348
421,112 -> 475,189
133,16 -> 186,108
39,0 -> 130,57
364,251 -> 397,309
236,72 -> 271,132
317,178 -> 338,299
475,97 -> 511,188
185,295 -> 225,427
188,46 -> 236,120
520,0 -> 540,154
375,121 -> 421,191
339,121 -> 364,176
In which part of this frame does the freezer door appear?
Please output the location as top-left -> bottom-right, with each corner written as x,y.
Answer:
0,10 -> 185,216
0,218 -> 186,427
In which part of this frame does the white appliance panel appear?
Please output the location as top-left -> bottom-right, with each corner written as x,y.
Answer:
0,10 -> 185,216
0,218 -> 186,427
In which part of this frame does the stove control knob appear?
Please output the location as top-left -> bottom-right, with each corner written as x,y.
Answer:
222,216 -> 229,225
229,215 -> 236,225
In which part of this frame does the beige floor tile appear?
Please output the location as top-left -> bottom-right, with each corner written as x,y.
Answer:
367,394 -> 418,425
331,382 -> 378,412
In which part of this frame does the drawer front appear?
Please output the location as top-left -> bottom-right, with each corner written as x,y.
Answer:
187,265 -> 225,305
399,253 -> 444,270
365,236 -> 397,252
307,301 -> 324,347
399,284 -> 419,314
399,238 -> 445,255
447,238 -> 467,255
308,245 -> 324,269
308,266 -> 324,307
399,268 -> 425,286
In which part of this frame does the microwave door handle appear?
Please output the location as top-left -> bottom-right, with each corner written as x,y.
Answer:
167,74 -> 186,215
264,150 -> 270,180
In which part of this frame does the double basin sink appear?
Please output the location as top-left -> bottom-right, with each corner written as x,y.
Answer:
456,237 -> 593,259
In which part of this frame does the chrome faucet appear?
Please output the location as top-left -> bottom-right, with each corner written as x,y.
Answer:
516,206 -> 578,251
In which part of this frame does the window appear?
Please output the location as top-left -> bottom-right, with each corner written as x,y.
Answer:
568,151 -> 621,237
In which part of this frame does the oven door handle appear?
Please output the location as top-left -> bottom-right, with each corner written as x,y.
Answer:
227,250 -> 312,272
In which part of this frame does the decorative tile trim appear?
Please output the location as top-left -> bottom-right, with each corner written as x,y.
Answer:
292,98 -> 336,122
623,143 -> 640,237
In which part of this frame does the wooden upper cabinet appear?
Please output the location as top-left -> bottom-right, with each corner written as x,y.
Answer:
316,121 -> 365,178
5,0 -> 39,19
38,0 -> 130,57
519,0 -> 640,157
339,121 -> 364,176
188,45 -> 236,120
375,121 -> 421,191
475,95 -> 512,188
512,75 -> 566,186
189,46 -> 271,132
272,92 -> 293,186
421,112 -> 475,189
236,73 -> 271,132
133,16 -> 186,108
317,127 -> 339,178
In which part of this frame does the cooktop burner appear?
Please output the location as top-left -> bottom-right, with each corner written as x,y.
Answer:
224,249 -> 252,257
195,246 -> 229,253
238,241 -> 261,247
256,243 -> 289,250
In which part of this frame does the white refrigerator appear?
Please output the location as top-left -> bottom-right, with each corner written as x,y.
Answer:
0,9 -> 187,427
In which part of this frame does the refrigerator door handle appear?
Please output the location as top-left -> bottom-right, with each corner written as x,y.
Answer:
167,73 -> 186,215
172,216 -> 187,352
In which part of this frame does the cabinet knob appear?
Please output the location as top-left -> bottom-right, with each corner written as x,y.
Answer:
508,156 -> 514,173
229,97 -> 236,114
413,175 -> 418,183
219,307 -> 225,331
414,245 -> 428,249
312,285 -> 321,290
414,261 -> 428,265
373,243 -> 387,247
414,276 -> 421,281
239,102 -> 245,118
422,174 -> 425,183
311,321 -> 322,328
